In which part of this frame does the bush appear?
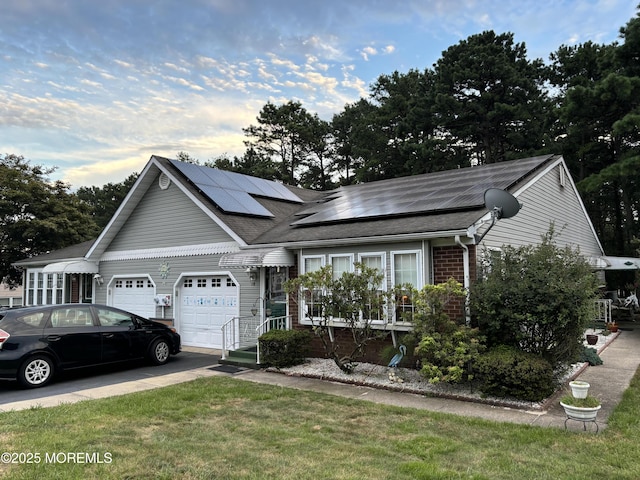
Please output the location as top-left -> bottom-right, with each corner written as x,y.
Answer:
474,345 -> 556,401
580,346 -> 603,366
470,226 -> 599,368
258,329 -> 313,368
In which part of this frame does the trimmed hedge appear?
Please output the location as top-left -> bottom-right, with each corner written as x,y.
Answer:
474,345 -> 556,402
258,329 -> 313,368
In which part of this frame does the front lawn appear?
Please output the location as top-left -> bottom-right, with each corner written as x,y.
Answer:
1,370 -> 640,479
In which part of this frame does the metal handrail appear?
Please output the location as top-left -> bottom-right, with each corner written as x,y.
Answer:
220,316 -> 237,360
221,315 -> 268,360
255,315 -> 291,365
595,298 -> 612,324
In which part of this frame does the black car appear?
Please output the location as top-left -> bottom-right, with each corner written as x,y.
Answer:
0,304 -> 181,388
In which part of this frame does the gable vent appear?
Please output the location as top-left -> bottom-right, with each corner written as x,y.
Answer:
159,173 -> 171,190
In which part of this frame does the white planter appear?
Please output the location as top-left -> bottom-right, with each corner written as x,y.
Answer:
569,381 -> 590,399
560,402 -> 601,421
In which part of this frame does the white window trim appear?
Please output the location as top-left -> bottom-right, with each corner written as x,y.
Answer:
390,249 -> 423,326
391,249 -> 423,288
357,252 -> 388,325
357,252 -> 387,289
299,255 -> 326,326
25,268 -> 67,306
301,255 -> 325,274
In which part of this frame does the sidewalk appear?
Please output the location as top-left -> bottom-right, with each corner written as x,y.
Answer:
1,326 -> 638,433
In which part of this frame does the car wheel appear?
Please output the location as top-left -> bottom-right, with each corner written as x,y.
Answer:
18,355 -> 55,388
149,338 -> 171,365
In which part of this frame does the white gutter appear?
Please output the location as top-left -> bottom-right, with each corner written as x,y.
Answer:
455,235 -> 472,325
253,229 -> 469,250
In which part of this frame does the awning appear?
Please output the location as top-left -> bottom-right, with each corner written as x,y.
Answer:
219,247 -> 295,268
42,260 -> 99,274
589,256 -> 640,270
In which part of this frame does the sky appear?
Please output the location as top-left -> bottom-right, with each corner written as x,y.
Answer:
1,0 -> 637,188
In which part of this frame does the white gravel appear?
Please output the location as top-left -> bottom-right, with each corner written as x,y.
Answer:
270,329 -> 618,411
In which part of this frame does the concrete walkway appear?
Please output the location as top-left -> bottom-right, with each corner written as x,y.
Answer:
1,324 -> 638,433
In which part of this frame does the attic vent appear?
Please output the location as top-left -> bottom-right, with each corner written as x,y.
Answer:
559,167 -> 566,188
159,173 -> 171,190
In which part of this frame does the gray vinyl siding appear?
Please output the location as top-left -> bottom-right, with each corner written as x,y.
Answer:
107,175 -> 235,251
480,163 -> 602,257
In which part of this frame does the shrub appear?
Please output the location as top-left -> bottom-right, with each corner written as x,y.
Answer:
580,346 -> 603,366
284,262 -> 390,373
470,225 -> 599,368
405,279 -> 485,384
258,329 -> 313,368
474,345 -> 556,401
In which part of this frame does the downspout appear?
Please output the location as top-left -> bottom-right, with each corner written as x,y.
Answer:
455,235 -> 472,325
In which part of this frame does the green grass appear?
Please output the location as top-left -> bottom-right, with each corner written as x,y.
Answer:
1,371 -> 640,479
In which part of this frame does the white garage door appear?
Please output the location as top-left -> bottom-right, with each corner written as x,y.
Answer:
179,275 -> 238,349
112,278 -> 156,318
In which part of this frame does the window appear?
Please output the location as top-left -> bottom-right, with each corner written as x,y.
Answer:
330,255 -> 353,280
50,307 -> 94,328
359,253 -> 386,321
198,278 -> 208,288
392,252 -> 419,287
303,256 -> 324,274
392,251 -> 421,323
46,274 -> 53,304
480,248 -> 503,278
37,273 -> 44,305
18,312 -> 47,328
183,279 -> 192,288
97,307 -> 134,327
56,274 -> 64,304
301,256 -> 325,320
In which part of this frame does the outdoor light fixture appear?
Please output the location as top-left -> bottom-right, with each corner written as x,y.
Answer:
246,267 -> 258,286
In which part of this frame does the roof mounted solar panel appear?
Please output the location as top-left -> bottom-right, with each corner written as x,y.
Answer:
291,155 -> 554,226
170,160 -> 301,217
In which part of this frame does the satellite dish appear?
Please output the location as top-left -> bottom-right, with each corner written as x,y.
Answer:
484,188 -> 521,219
475,189 -> 522,243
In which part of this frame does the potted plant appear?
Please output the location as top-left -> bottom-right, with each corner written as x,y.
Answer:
560,394 -> 601,421
569,380 -> 590,398
607,322 -> 619,333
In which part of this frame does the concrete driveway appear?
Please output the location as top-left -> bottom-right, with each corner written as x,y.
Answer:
0,348 -> 220,410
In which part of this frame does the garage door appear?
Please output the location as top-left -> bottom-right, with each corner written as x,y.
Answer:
179,275 -> 238,348
112,277 -> 156,318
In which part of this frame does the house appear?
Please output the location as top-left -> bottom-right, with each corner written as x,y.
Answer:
0,283 -> 23,308
13,154 -> 618,360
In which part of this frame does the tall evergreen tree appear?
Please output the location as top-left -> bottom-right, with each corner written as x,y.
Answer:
432,31 -> 550,165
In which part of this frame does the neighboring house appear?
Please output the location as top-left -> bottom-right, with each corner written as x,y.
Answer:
0,283 -> 23,308
13,154 -> 628,358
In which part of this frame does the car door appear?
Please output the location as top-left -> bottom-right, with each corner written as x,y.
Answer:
94,306 -> 148,362
43,306 -> 102,369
